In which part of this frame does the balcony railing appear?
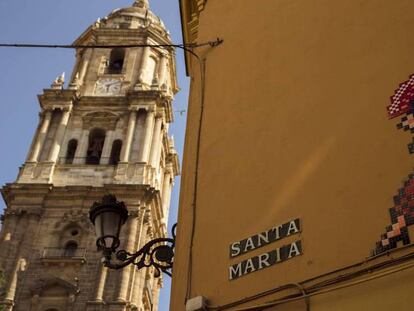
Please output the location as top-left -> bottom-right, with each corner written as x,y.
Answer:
58,157 -> 118,165
41,247 -> 87,260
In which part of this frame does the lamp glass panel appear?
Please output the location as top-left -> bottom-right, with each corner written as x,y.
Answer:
94,213 -> 103,239
102,211 -> 122,238
103,236 -> 115,249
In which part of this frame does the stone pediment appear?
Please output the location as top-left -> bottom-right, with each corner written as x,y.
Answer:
82,111 -> 119,130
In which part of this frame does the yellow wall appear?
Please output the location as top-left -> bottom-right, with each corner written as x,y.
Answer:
172,1 -> 414,310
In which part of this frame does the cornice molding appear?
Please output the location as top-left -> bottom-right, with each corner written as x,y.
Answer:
180,0 -> 207,42
180,0 -> 208,75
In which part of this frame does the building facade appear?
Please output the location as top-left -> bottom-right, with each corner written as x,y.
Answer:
0,1 -> 179,310
172,1 -> 414,310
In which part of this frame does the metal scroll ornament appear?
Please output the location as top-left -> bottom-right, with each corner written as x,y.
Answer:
103,224 -> 177,277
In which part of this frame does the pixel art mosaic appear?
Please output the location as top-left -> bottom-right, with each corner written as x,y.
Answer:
373,173 -> 413,255
373,75 -> 414,255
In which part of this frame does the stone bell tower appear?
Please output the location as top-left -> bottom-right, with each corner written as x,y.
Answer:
0,0 -> 179,310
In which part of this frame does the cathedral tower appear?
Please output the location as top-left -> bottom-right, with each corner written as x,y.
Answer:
0,1 -> 179,310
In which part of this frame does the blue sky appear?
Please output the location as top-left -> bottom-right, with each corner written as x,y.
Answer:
0,0 -> 189,309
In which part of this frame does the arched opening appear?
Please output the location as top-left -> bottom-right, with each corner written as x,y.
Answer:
63,241 -> 78,257
109,140 -> 122,165
65,139 -> 78,164
107,49 -> 125,74
86,128 -> 106,165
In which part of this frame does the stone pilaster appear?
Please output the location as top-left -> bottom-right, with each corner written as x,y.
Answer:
129,208 -> 147,308
131,215 -> 150,307
28,110 -> 52,163
120,110 -> 137,163
48,109 -> 71,163
3,258 -> 26,303
116,210 -> 139,302
94,265 -> 108,302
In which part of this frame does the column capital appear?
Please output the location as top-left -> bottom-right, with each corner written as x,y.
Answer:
128,106 -> 140,112
40,109 -> 53,115
154,111 -> 164,119
61,106 -> 73,113
41,102 -> 73,113
146,105 -> 157,113
128,209 -> 140,218
164,166 -> 174,178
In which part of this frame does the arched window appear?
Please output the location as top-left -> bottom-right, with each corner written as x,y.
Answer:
63,241 -> 78,257
65,139 -> 78,164
107,49 -> 125,74
109,140 -> 122,165
86,129 -> 106,165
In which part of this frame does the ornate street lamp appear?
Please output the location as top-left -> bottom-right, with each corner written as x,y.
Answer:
89,194 -> 176,277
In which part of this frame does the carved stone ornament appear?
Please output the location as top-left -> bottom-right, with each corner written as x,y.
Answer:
3,208 -> 43,219
82,111 -> 119,131
50,73 -> 65,90
68,73 -> 80,90
133,0 -> 149,9
31,276 -> 79,296
54,209 -> 93,232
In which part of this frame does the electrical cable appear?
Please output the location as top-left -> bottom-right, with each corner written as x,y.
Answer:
208,250 -> 414,310
184,50 -> 205,303
228,260 -> 414,311
0,39 -> 223,54
178,37 -> 223,304
207,243 -> 414,310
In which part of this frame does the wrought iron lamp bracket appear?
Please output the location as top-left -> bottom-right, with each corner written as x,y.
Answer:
101,223 -> 177,277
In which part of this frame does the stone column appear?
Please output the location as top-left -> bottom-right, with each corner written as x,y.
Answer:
48,109 -> 71,163
154,131 -> 164,170
120,111 -> 137,163
28,110 -> 52,162
158,54 -> 168,87
136,46 -> 150,87
79,48 -> 93,85
139,110 -> 155,163
100,130 -> 114,164
149,116 -> 163,167
161,170 -> 173,225
94,265 -> 108,302
73,129 -> 89,164
116,212 -> 139,302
